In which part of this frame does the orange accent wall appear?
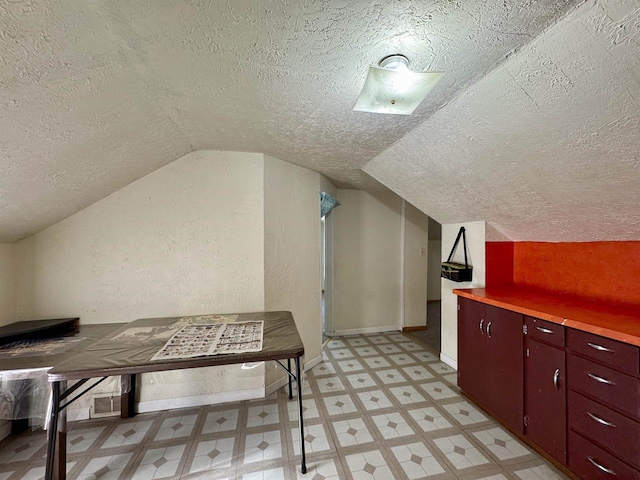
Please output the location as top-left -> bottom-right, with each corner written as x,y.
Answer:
512,241 -> 640,307
486,242 -> 514,286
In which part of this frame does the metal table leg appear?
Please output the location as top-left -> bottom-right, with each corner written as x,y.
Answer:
295,357 -> 307,474
45,381 -> 61,480
54,382 -> 68,480
287,359 -> 293,400
121,374 -> 137,418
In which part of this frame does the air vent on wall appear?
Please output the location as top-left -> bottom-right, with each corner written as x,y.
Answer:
90,395 -> 120,418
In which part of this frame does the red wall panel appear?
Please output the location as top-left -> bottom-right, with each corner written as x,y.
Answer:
486,242 -> 514,287
513,242 -> 640,306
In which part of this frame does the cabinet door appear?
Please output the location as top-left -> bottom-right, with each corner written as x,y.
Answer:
525,338 -> 566,463
486,305 -> 524,433
458,297 -> 487,403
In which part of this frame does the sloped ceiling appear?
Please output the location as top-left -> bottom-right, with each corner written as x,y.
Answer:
0,0 -> 582,242
364,0 -> 640,241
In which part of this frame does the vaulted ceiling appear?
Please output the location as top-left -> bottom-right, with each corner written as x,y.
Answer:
2,0 -> 637,243
365,0 -> 640,241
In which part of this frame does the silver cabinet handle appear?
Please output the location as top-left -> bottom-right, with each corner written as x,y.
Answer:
553,369 -> 560,390
588,342 -> 614,353
587,372 -> 616,386
479,319 -> 485,335
486,322 -> 492,338
536,326 -> 554,334
587,412 -> 616,428
587,456 -> 617,475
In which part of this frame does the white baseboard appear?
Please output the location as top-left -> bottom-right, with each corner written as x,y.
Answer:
68,407 -> 91,422
137,387 -> 264,413
66,356 -> 324,419
0,420 -> 11,442
265,354 -> 323,397
305,354 -> 323,371
440,352 -> 458,370
333,325 -> 402,336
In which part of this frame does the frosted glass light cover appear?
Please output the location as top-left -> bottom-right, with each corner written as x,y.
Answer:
353,66 -> 445,115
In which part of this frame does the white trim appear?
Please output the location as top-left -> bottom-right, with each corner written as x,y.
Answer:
137,387 -> 264,413
265,354 -> 323,397
0,420 -> 11,442
333,325 -> 402,336
440,352 -> 458,370
305,354 -> 323,371
67,406 -> 91,422
400,199 -> 406,328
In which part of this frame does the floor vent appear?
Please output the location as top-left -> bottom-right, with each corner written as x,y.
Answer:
90,395 -> 120,418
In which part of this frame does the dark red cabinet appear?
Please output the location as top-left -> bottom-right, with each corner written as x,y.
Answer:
457,295 -> 640,479
457,297 -> 487,406
458,297 -> 523,433
525,337 -> 566,463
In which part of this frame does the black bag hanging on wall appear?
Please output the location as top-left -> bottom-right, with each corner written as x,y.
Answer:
441,227 -> 473,282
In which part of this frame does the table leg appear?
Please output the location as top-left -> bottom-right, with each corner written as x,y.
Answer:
287,359 -> 293,400
295,357 -> 306,474
45,381 -> 61,480
120,374 -> 137,418
54,386 -> 67,480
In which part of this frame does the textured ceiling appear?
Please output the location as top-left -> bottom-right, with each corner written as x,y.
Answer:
364,0 -> 640,241
0,0 -> 581,242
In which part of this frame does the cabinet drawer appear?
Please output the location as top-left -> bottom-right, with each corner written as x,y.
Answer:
568,354 -> 640,418
567,329 -> 639,377
569,431 -> 640,480
525,316 -> 564,347
568,390 -> 640,469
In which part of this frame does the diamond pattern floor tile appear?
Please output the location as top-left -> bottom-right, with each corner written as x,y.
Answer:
0,331 -> 570,479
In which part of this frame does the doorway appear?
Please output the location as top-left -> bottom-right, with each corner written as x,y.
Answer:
409,217 -> 442,353
321,210 -> 334,343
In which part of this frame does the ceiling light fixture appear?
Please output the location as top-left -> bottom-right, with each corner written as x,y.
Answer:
353,54 -> 445,115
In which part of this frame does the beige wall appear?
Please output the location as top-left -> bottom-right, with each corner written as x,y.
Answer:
403,203 -> 429,328
0,244 -> 16,326
428,240 -> 442,301
440,221 -> 486,367
333,190 -> 403,333
263,155 -> 323,386
15,151 -> 267,409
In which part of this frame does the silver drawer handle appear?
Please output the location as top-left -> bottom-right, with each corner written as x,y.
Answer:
588,342 -> 614,353
587,372 -> 616,386
553,369 -> 560,390
486,321 -> 492,339
479,319 -> 485,335
587,412 -> 616,428
587,456 -> 617,475
536,326 -> 554,334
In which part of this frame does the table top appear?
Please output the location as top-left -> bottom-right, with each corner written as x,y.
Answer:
454,287 -> 640,347
48,311 -> 304,381
0,324 -> 126,376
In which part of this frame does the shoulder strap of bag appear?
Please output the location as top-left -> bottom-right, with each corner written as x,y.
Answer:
446,227 -> 469,268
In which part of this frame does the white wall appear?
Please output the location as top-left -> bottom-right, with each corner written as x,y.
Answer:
440,221 -> 486,367
263,156 -> 323,387
427,240 -> 442,301
0,244 -> 16,326
15,151 -> 267,410
0,244 -> 16,440
333,190 -> 400,333
403,203 -> 429,328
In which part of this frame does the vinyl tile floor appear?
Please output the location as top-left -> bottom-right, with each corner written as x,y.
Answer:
0,332 -> 570,480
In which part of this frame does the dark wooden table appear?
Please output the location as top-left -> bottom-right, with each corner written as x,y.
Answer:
44,311 -> 306,480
